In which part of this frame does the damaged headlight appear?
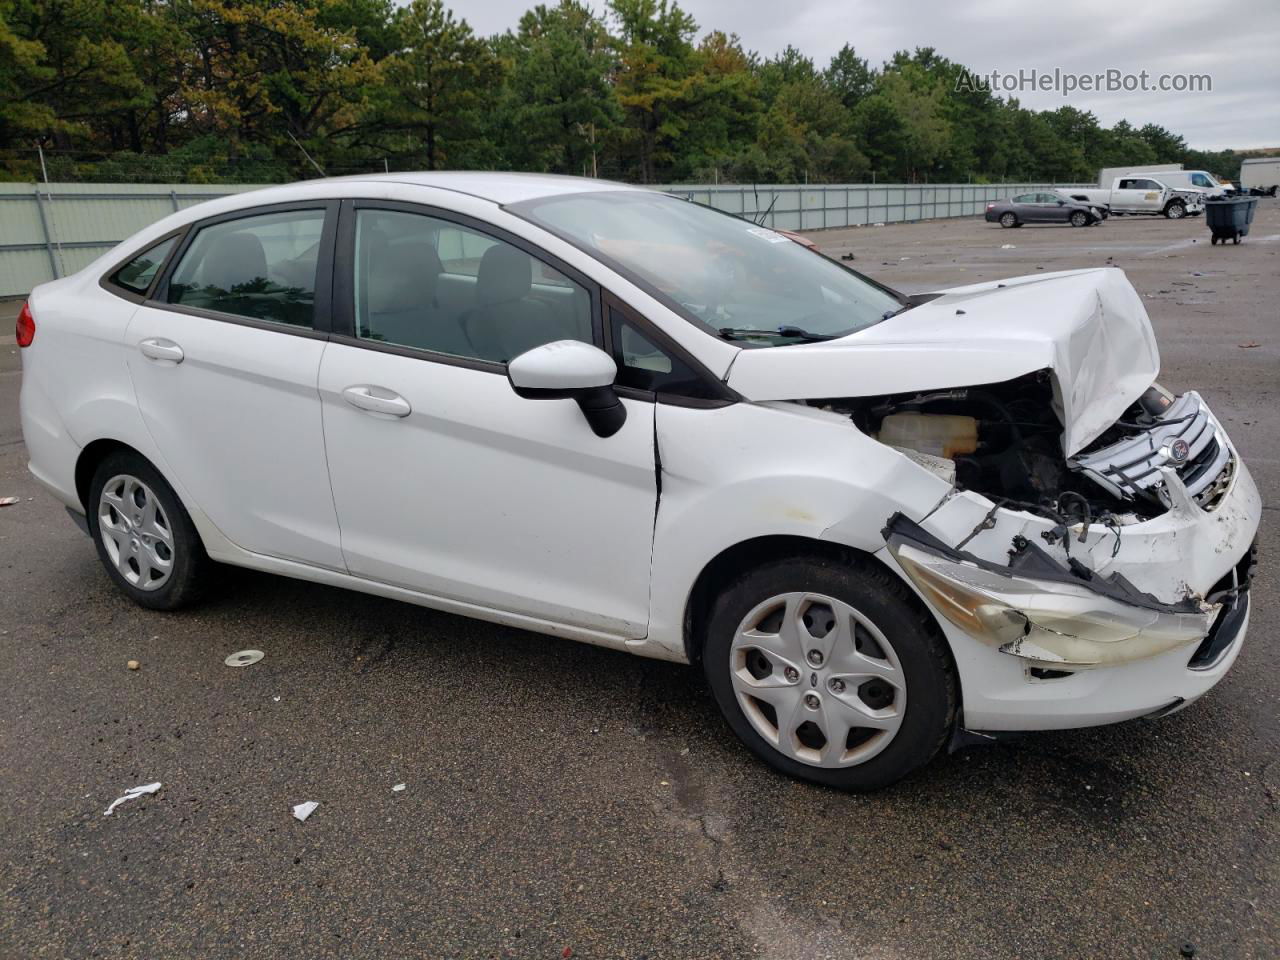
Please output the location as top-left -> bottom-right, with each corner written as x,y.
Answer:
886,536 -> 1219,669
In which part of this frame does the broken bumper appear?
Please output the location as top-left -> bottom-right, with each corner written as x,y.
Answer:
878,452 -> 1260,731
886,534 -> 1222,668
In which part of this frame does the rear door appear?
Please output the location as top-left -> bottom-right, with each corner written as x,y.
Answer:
125,202 -> 345,569
1010,193 -> 1039,220
317,201 -> 659,636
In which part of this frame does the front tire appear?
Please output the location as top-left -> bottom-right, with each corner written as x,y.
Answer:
1070,210 -> 1088,227
703,556 -> 957,791
88,452 -> 211,610
1165,202 -> 1186,219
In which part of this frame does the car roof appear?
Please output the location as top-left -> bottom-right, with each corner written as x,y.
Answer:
276,171 -> 650,206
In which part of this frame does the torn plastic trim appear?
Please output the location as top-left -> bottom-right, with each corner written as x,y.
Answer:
883,513 -> 1219,668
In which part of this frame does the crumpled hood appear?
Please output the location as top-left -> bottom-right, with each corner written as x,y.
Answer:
725,267 -> 1160,456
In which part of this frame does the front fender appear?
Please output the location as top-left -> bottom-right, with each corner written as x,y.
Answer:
645,400 -> 950,658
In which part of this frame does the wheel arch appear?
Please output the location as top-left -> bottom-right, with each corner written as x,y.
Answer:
75,438 -> 140,511
74,439 -> 205,538
681,534 -> 947,667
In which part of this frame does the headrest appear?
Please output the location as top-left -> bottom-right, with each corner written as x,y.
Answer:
367,240 -> 442,315
203,231 -> 268,293
475,244 -> 532,306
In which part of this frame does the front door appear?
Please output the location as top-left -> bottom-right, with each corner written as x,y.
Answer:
125,203 -> 344,569
317,203 -> 657,636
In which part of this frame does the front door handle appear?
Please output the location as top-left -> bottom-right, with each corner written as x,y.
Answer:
341,385 -> 412,418
139,338 -> 184,363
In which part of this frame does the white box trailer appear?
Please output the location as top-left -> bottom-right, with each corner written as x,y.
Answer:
1098,163 -> 1181,187
1240,157 -> 1280,191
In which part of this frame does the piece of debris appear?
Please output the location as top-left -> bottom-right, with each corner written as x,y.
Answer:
392,783 -> 406,792
1238,342 -> 1261,348
562,948 -> 573,959
127,660 -> 140,671
104,781 -> 161,816
272,696 -> 280,702
224,649 -> 264,667
1000,244 -> 1016,249
873,222 -> 885,227
0,497 -> 18,507
840,252 -> 855,261
1180,943 -> 1197,958
292,801 -> 319,822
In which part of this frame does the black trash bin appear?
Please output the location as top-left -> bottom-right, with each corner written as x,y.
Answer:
1205,195 -> 1258,244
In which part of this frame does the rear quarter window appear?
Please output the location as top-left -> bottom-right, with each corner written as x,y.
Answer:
107,236 -> 178,297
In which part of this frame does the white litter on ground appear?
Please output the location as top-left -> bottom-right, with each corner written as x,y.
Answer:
392,783 -> 406,792
292,801 -> 319,822
0,497 -> 18,507
1001,244 -> 1017,249
224,649 -> 264,667
104,781 -> 161,816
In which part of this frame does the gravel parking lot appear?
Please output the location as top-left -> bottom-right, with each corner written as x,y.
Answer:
1,205 -> 1276,960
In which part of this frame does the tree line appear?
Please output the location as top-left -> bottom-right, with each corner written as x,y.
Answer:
0,0 -> 1244,184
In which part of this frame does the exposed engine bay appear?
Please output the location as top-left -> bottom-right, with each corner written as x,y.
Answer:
818,370 -> 1235,534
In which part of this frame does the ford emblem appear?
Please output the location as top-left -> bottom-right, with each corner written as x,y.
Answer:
1167,438 -> 1190,464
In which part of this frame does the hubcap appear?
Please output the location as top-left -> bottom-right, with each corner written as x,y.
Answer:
730,592 -> 907,768
97,474 -> 174,591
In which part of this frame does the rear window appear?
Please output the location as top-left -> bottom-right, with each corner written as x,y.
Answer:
166,209 -> 325,328
108,236 -> 177,297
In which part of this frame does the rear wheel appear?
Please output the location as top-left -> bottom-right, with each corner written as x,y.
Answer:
88,451 -> 211,610
999,212 -> 1017,228
703,557 -> 957,791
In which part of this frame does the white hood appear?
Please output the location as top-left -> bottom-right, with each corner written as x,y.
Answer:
725,268 -> 1160,456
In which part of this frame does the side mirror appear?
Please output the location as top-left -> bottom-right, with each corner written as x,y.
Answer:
1056,199 -> 1065,205
507,340 -> 627,438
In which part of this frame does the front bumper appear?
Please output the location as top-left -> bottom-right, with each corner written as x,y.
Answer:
879,438 -> 1261,731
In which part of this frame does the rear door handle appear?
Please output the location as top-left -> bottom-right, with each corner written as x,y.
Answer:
341,385 -> 412,418
139,338 -> 184,363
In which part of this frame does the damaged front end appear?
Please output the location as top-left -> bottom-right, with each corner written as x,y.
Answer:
824,372 -> 1260,674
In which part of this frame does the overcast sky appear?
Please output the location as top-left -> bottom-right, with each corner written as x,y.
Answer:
448,0 -> 1279,151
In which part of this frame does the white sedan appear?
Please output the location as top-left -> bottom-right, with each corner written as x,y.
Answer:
17,173 -> 1260,790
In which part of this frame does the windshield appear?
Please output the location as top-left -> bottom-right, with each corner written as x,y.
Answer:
510,191 -> 904,345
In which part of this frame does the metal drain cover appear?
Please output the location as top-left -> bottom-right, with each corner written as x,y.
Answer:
224,649 -> 265,667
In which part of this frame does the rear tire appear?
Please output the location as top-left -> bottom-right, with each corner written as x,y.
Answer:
702,556 -> 957,791
87,451 -> 211,610
999,212 -> 1017,228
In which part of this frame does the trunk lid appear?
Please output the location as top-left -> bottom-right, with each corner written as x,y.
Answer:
725,267 -> 1160,456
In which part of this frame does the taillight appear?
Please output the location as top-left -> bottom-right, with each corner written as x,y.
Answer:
15,301 -> 34,347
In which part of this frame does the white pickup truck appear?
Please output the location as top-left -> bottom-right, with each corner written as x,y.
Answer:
1055,176 -> 1204,219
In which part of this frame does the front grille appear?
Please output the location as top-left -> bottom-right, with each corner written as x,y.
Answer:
1073,391 -> 1234,507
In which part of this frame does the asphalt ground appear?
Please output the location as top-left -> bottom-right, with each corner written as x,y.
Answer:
1,202 -> 1276,960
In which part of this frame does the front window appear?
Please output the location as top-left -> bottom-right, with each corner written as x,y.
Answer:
352,208 -> 592,363
511,191 -> 903,345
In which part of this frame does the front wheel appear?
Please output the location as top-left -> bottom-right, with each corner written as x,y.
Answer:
88,451 -> 212,610
999,212 -> 1017,228
1165,202 -> 1186,219
703,557 -> 957,791
1070,211 -> 1089,227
